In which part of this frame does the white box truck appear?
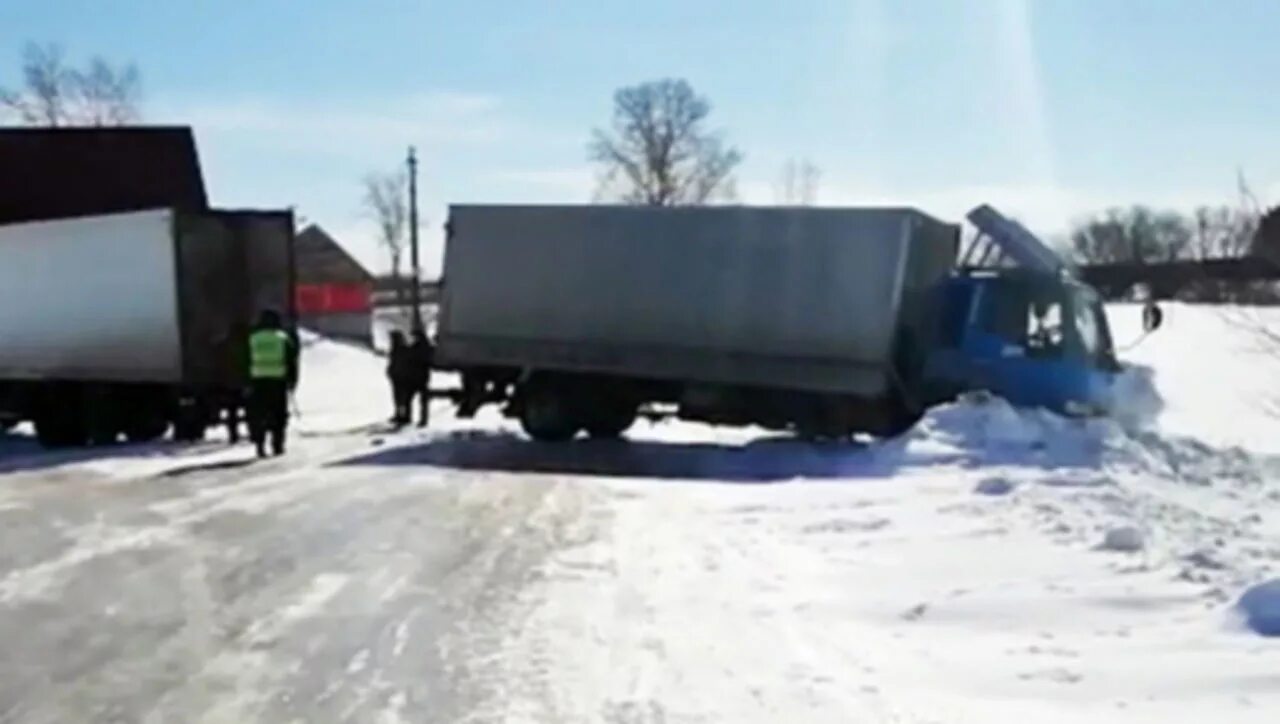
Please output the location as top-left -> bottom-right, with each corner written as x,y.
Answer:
0,208 -> 295,446
433,204 -> 1129,441
435,204 -> 958,439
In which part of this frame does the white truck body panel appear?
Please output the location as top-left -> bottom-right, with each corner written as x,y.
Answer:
437,205 -> 958,397
0,210 -> 183,383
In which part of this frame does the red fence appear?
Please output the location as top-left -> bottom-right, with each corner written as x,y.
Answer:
296,283 -> 372,315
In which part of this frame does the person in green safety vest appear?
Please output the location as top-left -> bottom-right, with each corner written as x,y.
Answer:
246,309 -> 299,457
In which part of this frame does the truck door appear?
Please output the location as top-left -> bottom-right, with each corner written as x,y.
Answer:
963,278 -> 1100,412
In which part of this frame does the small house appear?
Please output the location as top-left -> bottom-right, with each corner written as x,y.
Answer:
294,224 -> 374,345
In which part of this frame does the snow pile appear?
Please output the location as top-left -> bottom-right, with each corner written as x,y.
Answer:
1236,579 -> 1280,636
1108,363 -> 1163,431
902,393 -> 1116,469
974,477 -> 1015,496
1098,525 -> 1145,553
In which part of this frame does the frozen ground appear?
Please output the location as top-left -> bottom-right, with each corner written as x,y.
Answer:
1,303 -> 1278,722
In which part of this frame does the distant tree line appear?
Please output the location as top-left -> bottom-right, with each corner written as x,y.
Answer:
1067,180 -> 1280,302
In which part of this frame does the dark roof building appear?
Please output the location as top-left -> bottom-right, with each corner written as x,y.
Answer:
295,224 -> 372,284
0,126 -> 207,225
294,224 -> 375,345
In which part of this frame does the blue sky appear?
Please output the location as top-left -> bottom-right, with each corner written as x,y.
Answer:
2,0 -> 1277,275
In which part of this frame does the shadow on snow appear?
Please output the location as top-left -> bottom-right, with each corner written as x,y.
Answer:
329,429 -> 954,483
0,429 -> 222,476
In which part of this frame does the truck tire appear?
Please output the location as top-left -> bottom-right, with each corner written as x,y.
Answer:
33,385 -> 89,448
172,398 -> 208,442
518,384 -> 580,442
172,415 -> 207,443
870,393 -> 920,439
124,414 -> 170,444
84,386 -> 121,446
584,401 -> 638,440
116,387 -> 173,444
34,407 -> 86,448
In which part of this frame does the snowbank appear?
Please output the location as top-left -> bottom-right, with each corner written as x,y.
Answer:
1110,302 -> 1280,454
974,477 -> 1015,496
1107,363 -> 1164,431
1098,525 -> 1145,553
901,393 -> 1118,470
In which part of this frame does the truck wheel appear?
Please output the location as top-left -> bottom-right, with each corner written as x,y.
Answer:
34,385 -> 88,448
172,416 -> 207,442
117,388 -> 172,443
84,386 -> 121,446
584,402 -> 637,440
518,385 -> 579,442
124,414 -> 170,444
34,408 -> 86,448
871,393 -> 921,439
172,399 -> 208,442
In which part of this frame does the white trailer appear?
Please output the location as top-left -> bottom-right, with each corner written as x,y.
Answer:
436,204 -> 958,439
0,208 -> 294,446
0,210 -> 184,383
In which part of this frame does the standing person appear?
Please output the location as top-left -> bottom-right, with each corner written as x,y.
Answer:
216,323 -> 249,445
409,329 -> 435,428
247,309 -> 299,458
387,331 -> 413,427
221,389 -> 244,444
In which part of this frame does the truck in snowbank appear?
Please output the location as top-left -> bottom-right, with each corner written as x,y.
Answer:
434,203 -> 1130,441
0,208 -> 294,446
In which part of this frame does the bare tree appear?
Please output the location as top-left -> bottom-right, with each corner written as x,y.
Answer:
0,43 -> 69,125
71,55 -> 141,125
590,79 -> 742,206
1188,206 -> 1256,261
0,42 -> 140,126
776,158 -> 821,205
362,171 -> 408,292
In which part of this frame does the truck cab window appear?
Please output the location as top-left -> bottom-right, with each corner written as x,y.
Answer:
1026,301 -> 1064,355
981,281 -> 1029,342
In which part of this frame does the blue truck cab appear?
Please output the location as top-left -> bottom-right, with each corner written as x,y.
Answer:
920,206 -> 1124,416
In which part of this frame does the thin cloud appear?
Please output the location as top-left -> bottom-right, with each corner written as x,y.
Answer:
737,177 -> 1245,235
152,91 -> 510,153
489,167 -> 595,199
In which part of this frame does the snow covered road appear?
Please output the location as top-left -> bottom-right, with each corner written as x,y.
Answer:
415,411 -> 1280,723
2,306 -> 1279,723
0,420 -> 586,722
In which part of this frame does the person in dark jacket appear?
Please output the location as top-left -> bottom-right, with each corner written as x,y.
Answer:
387,331 -> 414,427
408,329 -> 435,427
246,309 -> 299,457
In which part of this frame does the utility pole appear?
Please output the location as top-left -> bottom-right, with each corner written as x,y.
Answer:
407,146 -> 423,333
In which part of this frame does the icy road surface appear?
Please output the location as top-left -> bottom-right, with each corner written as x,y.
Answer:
1,305 -> 1279,723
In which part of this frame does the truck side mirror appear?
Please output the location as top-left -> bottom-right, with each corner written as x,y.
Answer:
1142,302 -> 1164,332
